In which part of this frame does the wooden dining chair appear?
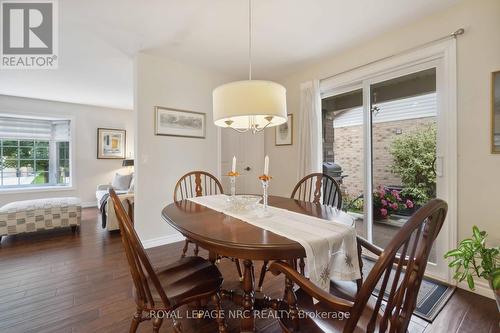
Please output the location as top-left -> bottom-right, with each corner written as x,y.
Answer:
269,198 -> 447,333
110,189 -> 227,333
291,173 -> 342,209
257,173 -> 343,291
173,171 -> 243,280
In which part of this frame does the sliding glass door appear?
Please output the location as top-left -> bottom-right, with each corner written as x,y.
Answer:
370,68 -> 438,264
321,59 -> 451,280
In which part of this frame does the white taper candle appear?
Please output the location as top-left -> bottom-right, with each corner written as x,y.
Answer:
264,155 -> 269,176
232,156 -> 236,173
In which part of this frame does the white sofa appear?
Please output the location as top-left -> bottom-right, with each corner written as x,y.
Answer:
96,185 -> 133,231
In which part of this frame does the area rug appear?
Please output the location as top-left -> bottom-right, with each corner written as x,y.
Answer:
362,258 -> 455,322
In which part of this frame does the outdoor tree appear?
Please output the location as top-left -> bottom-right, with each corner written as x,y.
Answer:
390,124 -> 437,205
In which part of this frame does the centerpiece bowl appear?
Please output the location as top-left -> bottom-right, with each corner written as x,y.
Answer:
230,195 -> 262,212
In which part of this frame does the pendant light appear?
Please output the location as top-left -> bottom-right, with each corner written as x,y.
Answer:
212,0 -> 287,133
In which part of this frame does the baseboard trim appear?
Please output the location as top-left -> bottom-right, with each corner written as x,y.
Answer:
142,233 -> 185,249
457,279 -> 495,300
81,201 -> 97,208
425,271 -> 495,300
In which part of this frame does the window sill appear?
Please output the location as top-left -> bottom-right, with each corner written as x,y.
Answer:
0,185 -> 75,194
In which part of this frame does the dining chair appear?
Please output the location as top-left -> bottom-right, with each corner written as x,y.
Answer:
173,171 -> 243,280
109,189 -> 227,333
257,173 -> 343,291
291,173 -> 342,208
269,198 -> 447,333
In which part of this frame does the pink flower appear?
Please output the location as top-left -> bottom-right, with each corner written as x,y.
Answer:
380,208 -> 388,217
381,199 -> 388,206
391,203 -> 398,210
406,200 -> 414,209
377,186 -> 385,197
391,190 -> 401,201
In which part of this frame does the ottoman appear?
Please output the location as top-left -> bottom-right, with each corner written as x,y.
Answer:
0,197 -> 81,242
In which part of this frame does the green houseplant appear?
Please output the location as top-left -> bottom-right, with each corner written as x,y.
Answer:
444,226 -> 500,311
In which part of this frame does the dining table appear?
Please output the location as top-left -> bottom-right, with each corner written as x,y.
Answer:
161,195 -> 357,333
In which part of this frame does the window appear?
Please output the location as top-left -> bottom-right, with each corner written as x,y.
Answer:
0,116 -> 71,189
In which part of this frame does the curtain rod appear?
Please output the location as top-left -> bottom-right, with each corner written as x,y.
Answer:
322,28 -> 465,82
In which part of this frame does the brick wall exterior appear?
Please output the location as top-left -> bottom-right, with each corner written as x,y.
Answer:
324,116 -> 436,198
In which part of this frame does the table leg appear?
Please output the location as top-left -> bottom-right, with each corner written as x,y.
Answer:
241,259 -> 255,332
208,251 -> 217,264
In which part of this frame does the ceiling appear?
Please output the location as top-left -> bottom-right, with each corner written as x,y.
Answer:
0,0 -> 461,110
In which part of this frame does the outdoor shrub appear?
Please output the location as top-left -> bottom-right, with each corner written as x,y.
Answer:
390,124 -> 437,205
343,192 -> 364,212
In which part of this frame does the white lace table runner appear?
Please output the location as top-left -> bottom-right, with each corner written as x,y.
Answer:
187,195 -> 361,291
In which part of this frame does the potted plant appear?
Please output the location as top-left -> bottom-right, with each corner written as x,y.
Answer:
372,186 -> 413,220
444,226 -> 500,311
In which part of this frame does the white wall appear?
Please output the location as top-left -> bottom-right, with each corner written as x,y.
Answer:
0,95 -> 134,206
266,0 -> 500,245
134,53 -> 232,246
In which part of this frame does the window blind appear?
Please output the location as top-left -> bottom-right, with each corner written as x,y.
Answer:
53,120 -> 71,141
0,117 -> 70,140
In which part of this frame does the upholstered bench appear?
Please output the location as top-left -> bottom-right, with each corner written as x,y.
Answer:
0,197 -> 81,242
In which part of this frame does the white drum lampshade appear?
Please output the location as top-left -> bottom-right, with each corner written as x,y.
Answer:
213,80 -> 287,131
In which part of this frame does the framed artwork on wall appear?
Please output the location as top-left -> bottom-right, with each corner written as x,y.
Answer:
492,70 -> 500,153
275,114 -> 293,146
154,106 -> 206,138
97,128 -> 126,159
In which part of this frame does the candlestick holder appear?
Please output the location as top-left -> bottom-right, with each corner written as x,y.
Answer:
258,175 -> 272,217
227,172 -> 240,202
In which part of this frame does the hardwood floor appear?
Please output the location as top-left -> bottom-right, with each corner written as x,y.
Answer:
0,208 -> 498,332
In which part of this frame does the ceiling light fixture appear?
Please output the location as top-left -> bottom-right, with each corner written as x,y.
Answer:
212,0 -> 287,134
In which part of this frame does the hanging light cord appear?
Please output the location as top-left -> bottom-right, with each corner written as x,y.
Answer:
248,0 -> 252,80
225,0 -> 274,134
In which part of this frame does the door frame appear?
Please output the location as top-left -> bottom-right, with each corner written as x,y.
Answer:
320,39 -> 457,283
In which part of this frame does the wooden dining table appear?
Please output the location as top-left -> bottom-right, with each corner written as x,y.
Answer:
161,195 -> 355,332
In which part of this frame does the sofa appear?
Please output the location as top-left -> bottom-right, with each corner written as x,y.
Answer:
96,172 -> 134,231
0,197 -> 81,242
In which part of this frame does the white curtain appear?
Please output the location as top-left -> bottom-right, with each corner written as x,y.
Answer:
297,80 -> 322,179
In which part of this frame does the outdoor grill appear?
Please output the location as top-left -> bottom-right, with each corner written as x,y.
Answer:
322,162 -> 346,184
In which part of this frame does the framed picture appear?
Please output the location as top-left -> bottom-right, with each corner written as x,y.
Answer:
155,106 -> 206,138
275,114 -> 293,146
492,70 -> 500,153
97,128 -> 126,159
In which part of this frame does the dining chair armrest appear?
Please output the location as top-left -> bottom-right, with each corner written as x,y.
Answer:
357,236 -> 409,265
357,236 -> 383,256
269,261 -> 353,313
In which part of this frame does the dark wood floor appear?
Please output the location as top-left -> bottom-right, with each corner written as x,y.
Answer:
0,208 -> 498,332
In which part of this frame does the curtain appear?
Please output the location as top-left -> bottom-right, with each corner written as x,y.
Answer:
297,80 -> 322,179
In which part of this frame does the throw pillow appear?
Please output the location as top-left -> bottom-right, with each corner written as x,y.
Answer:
112,173 -> 132,191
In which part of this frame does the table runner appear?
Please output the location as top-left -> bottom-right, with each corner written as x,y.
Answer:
187,195 -> 361,292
